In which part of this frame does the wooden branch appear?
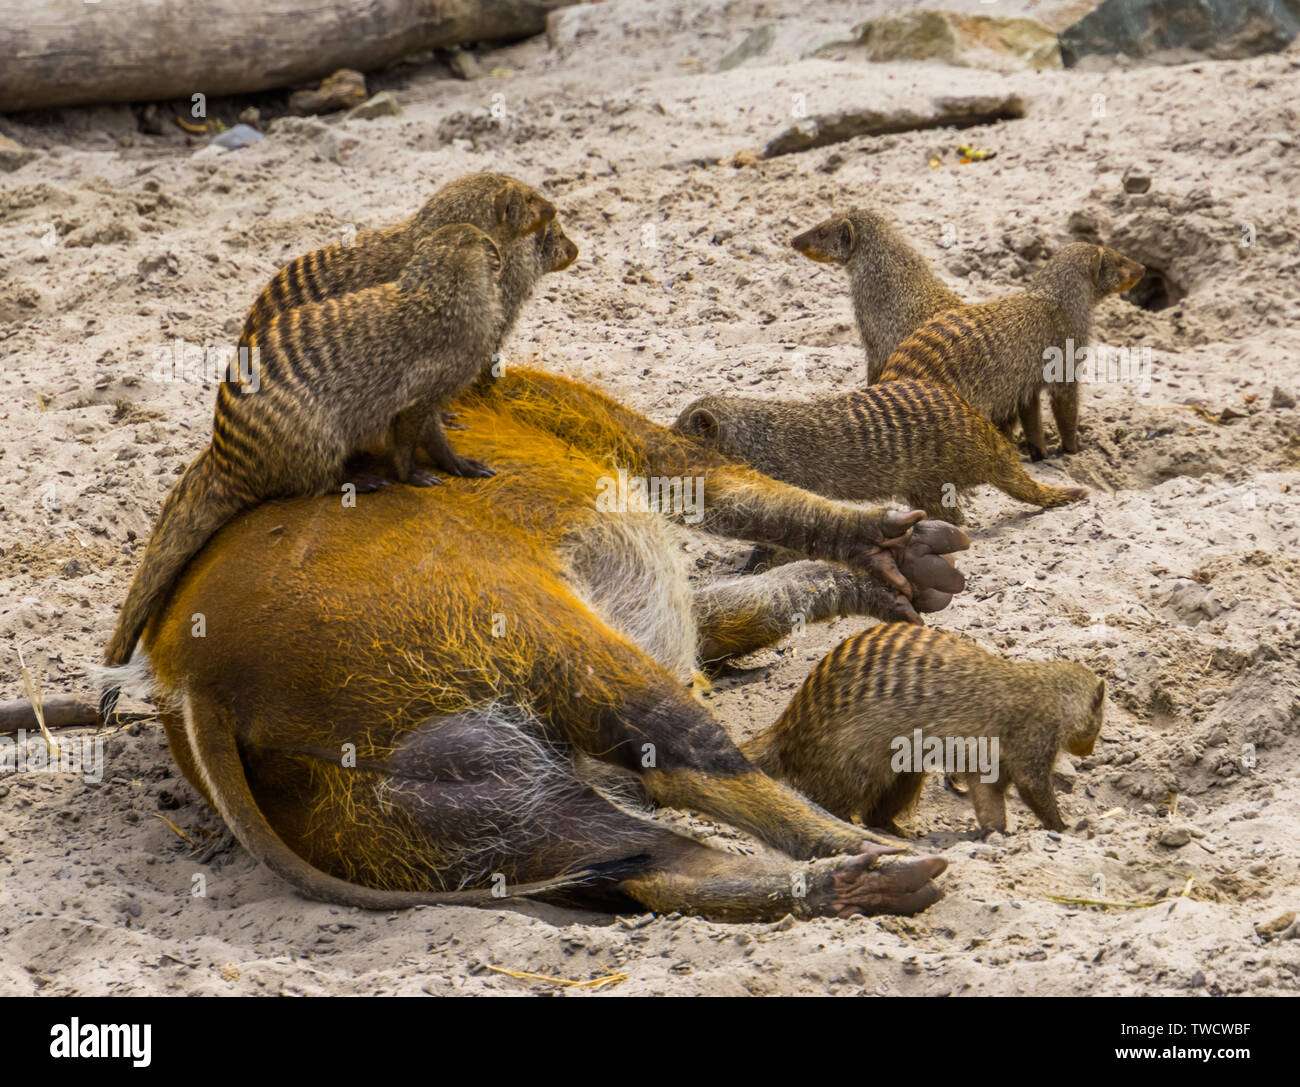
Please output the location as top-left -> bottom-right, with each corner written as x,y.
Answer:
0,694 -> 100,734
1,0 -> 579,113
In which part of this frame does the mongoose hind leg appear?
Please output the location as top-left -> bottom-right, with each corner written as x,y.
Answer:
1049,384 -> 1080,455
967,778 -> 1008,833
1019,397 -> 1047,462
1013,766 -> 1067,832
864,771 -> 926,833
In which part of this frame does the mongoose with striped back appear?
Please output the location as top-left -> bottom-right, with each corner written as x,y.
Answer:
371,215 -> 580,485
878,242 -> 1145,460
237,172 -> 555,345
743,624 -> 1106,834
100,221 -> 514,717
127,367 -> 971,918
791,208 -> 964,384
673,381 -> 1088,525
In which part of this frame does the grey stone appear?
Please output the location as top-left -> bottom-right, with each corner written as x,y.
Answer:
210,124 -> 264,151
1061,0 -> 1300,67
0,134 -> 38,172
345,92 -> 402,121
717,25 -> 776,72
856,11 -> 1061,71
1122,165 -> 1152,193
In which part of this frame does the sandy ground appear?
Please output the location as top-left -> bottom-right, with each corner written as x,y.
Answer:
1,0 -> 1298,995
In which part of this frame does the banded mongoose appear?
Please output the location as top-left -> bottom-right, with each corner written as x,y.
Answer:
238,173 -> 555,344
791,208 -> 963,384
878,243 -> 1145,459
672,381 -> 1088,525
383,216 -> 580,482
101,223 -> 508,712
743,624 -> 1106,834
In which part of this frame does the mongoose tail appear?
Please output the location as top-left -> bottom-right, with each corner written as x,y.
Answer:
184,694 -> 602,909
984,427 -> 1089,510
99,449 -> 249,718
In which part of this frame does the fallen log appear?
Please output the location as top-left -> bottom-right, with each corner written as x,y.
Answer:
0,0 -> 579,113
0,694 -> 101,734
763,94 -> 1027,159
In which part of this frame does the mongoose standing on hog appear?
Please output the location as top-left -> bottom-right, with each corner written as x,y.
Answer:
673,381 -> 1087,524
743,624 -> 1105,833
791,208 -> 963,384
378,216 -> 580,484
878,243 -> 1145,459
238,172 -> 555,345
100,222 -> 511,716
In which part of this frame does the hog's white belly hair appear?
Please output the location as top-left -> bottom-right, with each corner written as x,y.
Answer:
558,508 -> 697,683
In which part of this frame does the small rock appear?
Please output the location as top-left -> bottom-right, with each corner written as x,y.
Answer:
1067,210 -> 1103,241
1158,825 -> 1192,847
137,251 -> 181,279
1122,165 -> 1152,194
1006,227 -> 1047,261
1271,385 -> 1296,409
856,11 -> 1061,71
238,106 -> 261,127
1187,970 -> 1206,988
1255,910 -> 1296,939
0,133 -> 39,172
1052,754 -> 1078,792
818,151 -> 846,174
290,68 -> 367,115
717,24 -> 776,72
268,116 -> 346,163
345,92 -> 402,121
210,124 -> 263,151
447,49 -> 484,80
769,913 -> 797,933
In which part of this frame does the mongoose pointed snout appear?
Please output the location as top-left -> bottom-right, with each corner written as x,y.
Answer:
549,230 -> 578,271
791,219 -> 850,264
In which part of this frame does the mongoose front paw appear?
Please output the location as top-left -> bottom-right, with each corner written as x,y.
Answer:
444,455 -> 496,479
405,468 -> 446,488
344,471 -> 392,494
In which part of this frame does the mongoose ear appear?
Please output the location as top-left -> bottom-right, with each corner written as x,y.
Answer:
684,407 -> 720,440
1090,246 -> 1104,284
493,185 -> 515,226
1091,677 -> 1106,711
836,218 -> 855,259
